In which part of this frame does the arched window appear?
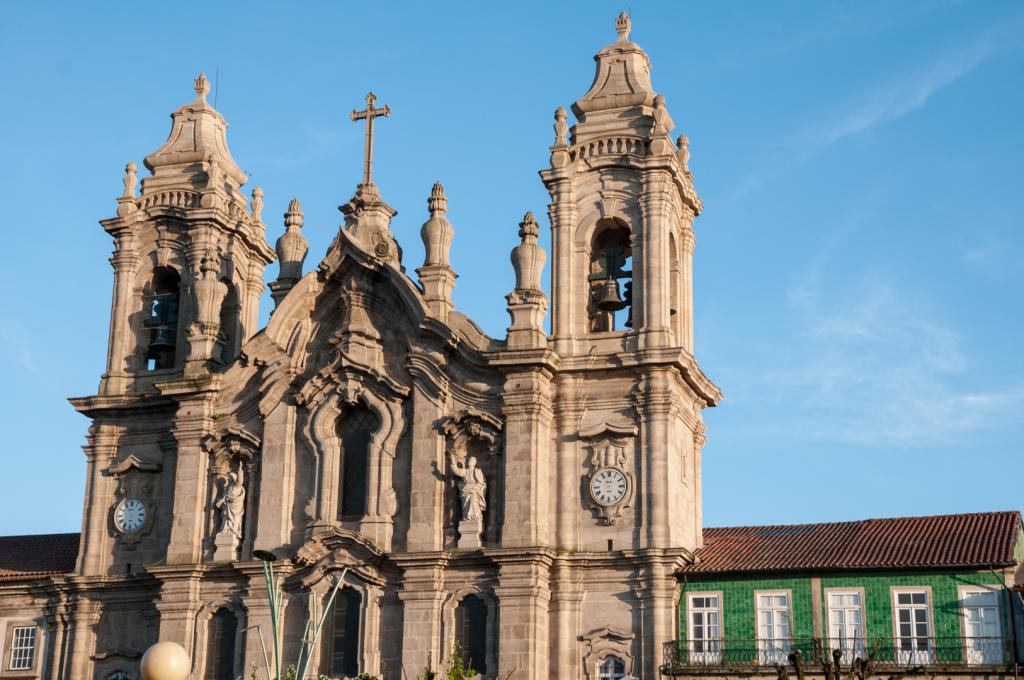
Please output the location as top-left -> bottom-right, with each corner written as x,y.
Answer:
587,222 -> 632,332
597,655 -> 626,680
339,406 -> 379,519
204,608 -> 238,680
144,267 -> 180,370
329,587 -> 362,677
217,278 -> 239,365
455,594 -> 489,677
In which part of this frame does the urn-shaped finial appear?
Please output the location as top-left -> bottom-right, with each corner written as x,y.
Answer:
420,181 -> 453,268
615,11 -> 631,42
511,212 -> 546,292
194,72 -> 211,100
276,198 -> 308,282
553,107 -> 569,149
251,187 -> 264,224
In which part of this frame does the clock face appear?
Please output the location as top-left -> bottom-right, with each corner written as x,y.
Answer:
114,498 -> 146,533
590,468 -> 628,506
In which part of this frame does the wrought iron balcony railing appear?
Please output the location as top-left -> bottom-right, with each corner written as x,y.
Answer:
661,637 -> 1015,673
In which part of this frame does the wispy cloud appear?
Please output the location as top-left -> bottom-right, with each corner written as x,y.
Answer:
816,44 -> 993,147
0,322 -> 40,375
760,264 -> 1023,446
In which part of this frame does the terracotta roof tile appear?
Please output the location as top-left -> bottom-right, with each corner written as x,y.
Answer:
0,533 -> 79,582
683,511 -> 1021,576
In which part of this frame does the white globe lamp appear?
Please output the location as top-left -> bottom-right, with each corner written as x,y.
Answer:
140,641 -> 190,680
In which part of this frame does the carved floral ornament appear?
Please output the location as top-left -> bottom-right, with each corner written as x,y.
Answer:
580,417 -> 637,526
202,427 -> 260,475
438,409 -> 503,457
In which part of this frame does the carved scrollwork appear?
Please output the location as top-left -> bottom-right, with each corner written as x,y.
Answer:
438,408 -> 503,457
580,417 -> 637,526
104,455 -> 163,549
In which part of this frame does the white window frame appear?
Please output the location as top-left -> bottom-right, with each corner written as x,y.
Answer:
825,588 -> 866,664
687,591 -> 723,665
8,625 -> 37,671
755,590 -> 792,666
891,587 -> 933,665
958,585 -> 1003,665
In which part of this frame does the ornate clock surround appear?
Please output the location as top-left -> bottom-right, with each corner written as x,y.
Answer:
580,418 -> 637,526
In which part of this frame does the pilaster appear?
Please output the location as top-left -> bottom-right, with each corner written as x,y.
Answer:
162,379 -> 220,563
77,423 -> 119,576
396,559 -> 449,676
492,550 -> 553,680
100,230 -> 140,395
498,362 -> 555,547
254,402 -> 297,555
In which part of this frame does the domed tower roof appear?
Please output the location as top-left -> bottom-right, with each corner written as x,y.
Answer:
142,73 -> 247,194
572,12 -> 660,120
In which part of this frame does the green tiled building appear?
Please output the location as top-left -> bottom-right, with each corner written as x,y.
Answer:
664,511 -> 1024,678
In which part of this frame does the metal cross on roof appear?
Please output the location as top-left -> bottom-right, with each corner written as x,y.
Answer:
349,92 -> 391,188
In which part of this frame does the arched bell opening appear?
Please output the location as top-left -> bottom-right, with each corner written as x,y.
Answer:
587,220 -> 632,333
143,266 -> 180,371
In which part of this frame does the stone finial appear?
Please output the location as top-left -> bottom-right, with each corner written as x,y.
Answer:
251,187 -> 264,223
122,161 -> 137,199
615,11 -> 631,42
511,212 -> 545,292
199,247 -> 221,275
194,72 -> 211,100
417,182 -> 457,319
676,134 -> 692,177
275,198 -> 308,283
427,180 -> 448,214
553,107 -> 569,149
420,181 -> 454,269
506,212 -> 548,348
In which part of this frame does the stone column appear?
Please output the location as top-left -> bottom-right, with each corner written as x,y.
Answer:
493,551 -> 553,680
549,558 -> 583,680
152,571 -> 204,671
164,383 -> 219,563
242,566 -> 281,679
63,597 -> 101,680
544,175 -> 578,354
405,355 -> 448,552
678,211 -> 696,354
77,423 -> 118,576
397,560 -> 448,677
554,376 -> 584,551
254,402 -> 297,555
100,231 -> 140,395
499,365 -> 555,548
638,170 -> 674,350
637,557 -> 678,680
633,369 -> 673,549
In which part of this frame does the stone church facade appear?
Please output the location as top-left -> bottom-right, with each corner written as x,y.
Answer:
4,15 -> 723,680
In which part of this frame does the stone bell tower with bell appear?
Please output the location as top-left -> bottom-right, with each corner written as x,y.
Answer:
97,72 -> 274,395
536,14 -> 721,678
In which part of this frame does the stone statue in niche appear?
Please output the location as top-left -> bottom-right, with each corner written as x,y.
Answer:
213,469 -> 245,560
449,454 -> 487,549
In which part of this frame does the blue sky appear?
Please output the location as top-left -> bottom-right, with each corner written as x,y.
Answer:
0,1 -> 1021,535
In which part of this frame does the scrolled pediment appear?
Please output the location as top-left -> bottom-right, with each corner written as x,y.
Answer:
579,416 -> 637,440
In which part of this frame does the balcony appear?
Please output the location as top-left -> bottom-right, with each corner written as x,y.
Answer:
661,637 -> 1015,675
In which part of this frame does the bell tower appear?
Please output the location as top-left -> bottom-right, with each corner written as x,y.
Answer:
97,74 -> 275,394
541,12 -> 702,358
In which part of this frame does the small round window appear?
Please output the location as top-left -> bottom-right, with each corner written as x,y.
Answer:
107,671 -> 131,680
598,655 -> 625,680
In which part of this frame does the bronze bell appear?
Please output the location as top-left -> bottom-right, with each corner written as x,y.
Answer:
144,294 -> 178,355
594,278 -> 626,312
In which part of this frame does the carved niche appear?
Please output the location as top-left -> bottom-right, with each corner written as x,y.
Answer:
105,455 -> 162,549
202,427 -> 260,558
580,418 -> 637,526
439,409 -> 503,547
